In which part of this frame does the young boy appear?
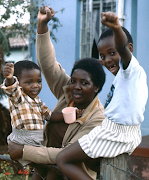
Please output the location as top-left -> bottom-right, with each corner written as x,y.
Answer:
56,11 -> 148,180
1,60 -> 52,166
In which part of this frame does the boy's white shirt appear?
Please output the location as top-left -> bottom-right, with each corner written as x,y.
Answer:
104,54 -> 148,126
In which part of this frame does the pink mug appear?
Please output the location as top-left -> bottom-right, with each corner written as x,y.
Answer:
62,107 -> 77,124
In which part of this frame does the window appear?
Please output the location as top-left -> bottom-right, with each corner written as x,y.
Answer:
80,0 -> 116,58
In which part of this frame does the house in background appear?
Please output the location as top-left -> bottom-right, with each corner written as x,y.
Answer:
0,36 -> 28,108
6,35 -> 28,63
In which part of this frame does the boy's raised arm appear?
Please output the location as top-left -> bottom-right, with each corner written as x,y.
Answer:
3,63 -> 15,86
101,11 -> 132,69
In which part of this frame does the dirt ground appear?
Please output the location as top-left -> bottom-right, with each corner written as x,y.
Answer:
0,145 -> 8,155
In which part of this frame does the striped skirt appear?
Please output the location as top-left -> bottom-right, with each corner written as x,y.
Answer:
78,117 -> 141,158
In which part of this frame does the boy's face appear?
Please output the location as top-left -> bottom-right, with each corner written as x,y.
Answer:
98,36 -> 120,76
69,69 -> 98,109
19,68 -> 42,99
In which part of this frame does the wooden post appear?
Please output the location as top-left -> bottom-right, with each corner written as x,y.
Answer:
99,153 -> 128,180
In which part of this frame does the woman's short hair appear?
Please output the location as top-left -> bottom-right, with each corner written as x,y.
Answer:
70,57 -> 106,93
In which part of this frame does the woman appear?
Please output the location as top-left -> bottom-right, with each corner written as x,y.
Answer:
8,6 -> 106,180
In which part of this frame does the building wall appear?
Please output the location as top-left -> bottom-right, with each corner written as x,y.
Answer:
35,0 -> 149,136
36,0 -> 80,111
116,0 -> 149,136
96,0 -> 149,136
135,0 -> 149,136
5,49 -> 28,63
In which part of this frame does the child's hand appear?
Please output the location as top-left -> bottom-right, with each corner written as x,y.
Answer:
38,6 -> 54,24
3,63 -> 14,79
101,12 -> 120,30
76,109 -> 84,119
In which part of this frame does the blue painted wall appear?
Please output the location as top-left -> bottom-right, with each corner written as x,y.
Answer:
135,0 -> 149,136
116,0 -> 149,136
33,0 -> 149,136
34,0 -> 80,111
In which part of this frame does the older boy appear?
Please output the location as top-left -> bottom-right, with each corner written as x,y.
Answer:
56,11 -> 148,180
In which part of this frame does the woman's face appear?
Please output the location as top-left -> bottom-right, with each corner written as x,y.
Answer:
70,69 -> 99,109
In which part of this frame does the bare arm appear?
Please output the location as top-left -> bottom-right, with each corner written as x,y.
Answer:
101,12 -> 132,69
3,63 -> 15,86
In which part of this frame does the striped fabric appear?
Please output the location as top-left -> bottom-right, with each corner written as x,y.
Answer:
7,128 -> 44,146
78,117 -> 141,158
8,128 -> 44,166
